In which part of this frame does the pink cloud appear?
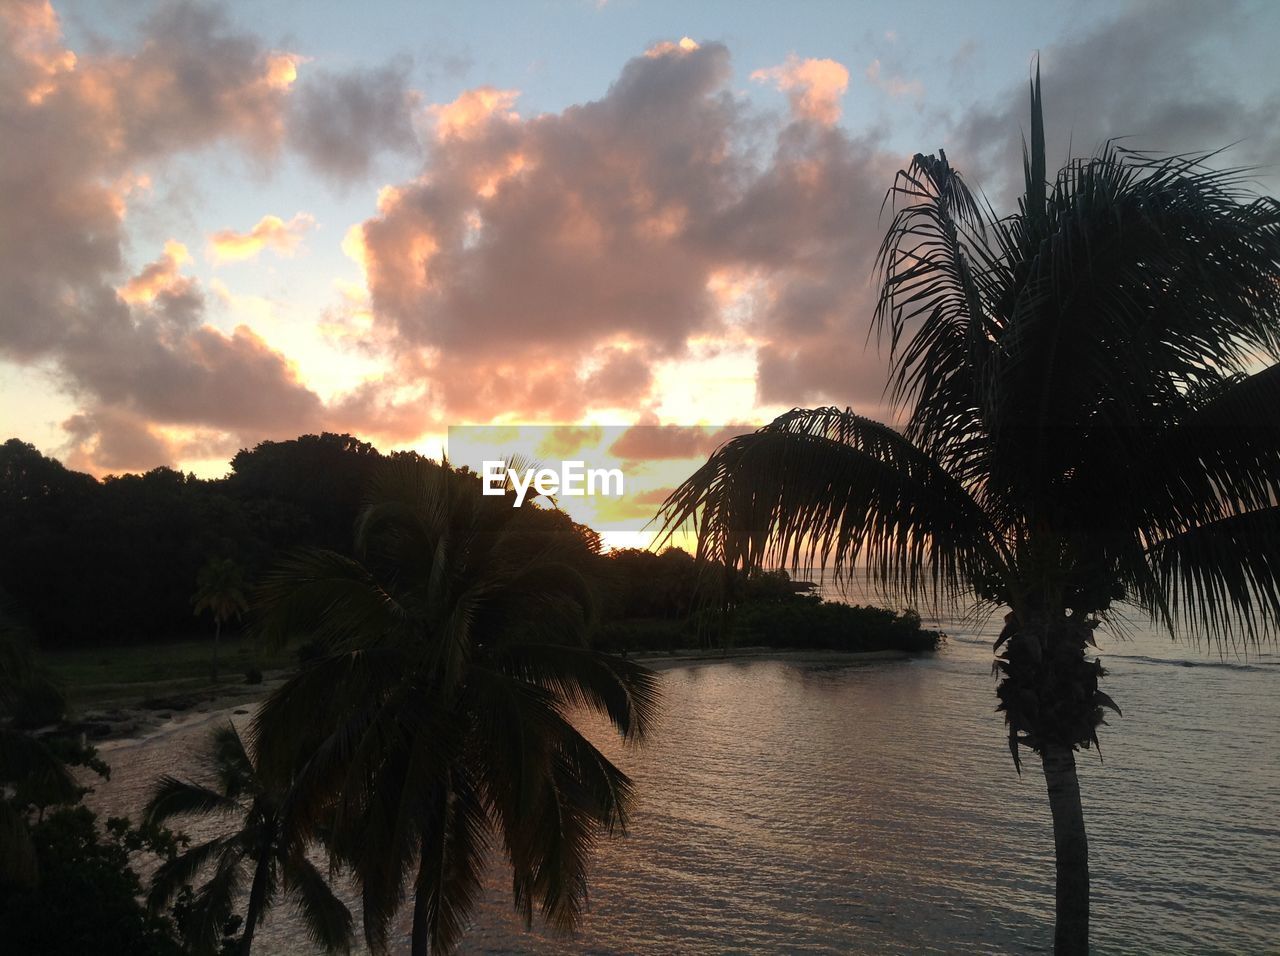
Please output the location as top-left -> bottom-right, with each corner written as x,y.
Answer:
752,54 -> 850,125
208,213 -> 315,263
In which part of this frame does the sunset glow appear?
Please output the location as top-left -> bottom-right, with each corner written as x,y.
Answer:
2,0 -> 1277,494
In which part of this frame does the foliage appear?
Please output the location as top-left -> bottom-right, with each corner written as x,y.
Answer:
659,69 -> 1280,951
593,617 -> 689,654
598,547 -> 703,619
253,458 -> 659,955
1,598 -> 77,886
193,558 -> 250,628
0,805 -> 185,956
145,723 -> 353,956
0,434 -> 389,648
730,598 -> 941,652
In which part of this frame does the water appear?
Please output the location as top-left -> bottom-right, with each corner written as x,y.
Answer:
89,589 -> 1280,954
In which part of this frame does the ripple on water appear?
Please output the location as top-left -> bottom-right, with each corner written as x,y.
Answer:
90,618 -> 1279,955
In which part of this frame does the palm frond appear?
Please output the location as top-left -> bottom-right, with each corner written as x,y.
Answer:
875,146 -> 996,468
177,849 -> 246,956
1145,505 -> 1280,644
660,406 -> 1008,603
494,643 -> 660,742
146,835 -> 238,912
254,549 -> 408,652
249,645 -> 407,789
144,777 -> 240,826
284,855 -> 354,954
409,767 -> 491,956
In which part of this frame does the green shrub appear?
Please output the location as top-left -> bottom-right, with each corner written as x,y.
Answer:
728,597 -> 941,652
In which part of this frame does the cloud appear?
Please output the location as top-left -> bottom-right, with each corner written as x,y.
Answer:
752,54 -> 850,125
208,213 -> 315,263
288,60 -> 420,182
608,424 -> 750,461
865,58 -> 923,99
427,86 -> 520,140
347,40 -> 899,426
11,1 -> 1273,477
0,0 -> 327,473
948,0 -> 1280,200
644,37 -> 700,59
118,240 -> 194,305
61,406 -> 171,473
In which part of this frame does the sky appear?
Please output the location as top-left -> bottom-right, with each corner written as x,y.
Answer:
4,0 -> 1280,509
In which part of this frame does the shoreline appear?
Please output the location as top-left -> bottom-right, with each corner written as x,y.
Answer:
88,647 -> 917,746
635,646 -> 912,670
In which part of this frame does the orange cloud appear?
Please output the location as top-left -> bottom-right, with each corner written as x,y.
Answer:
645,37 -> 700,58
609,424 -> 752,461
208,213 -> 315,263
428,86 -> 519,140
4,0 -> 77,105
347,40 -> 900,427
118,240 -> 193,305
752,54 -> 850,125
262,51 -> 303,91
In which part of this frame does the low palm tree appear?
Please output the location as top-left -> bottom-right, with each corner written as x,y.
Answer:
661,71 -> 1280,954
251,458 -> 660,955
192,558 -> 249,683
145,723 -> 353,956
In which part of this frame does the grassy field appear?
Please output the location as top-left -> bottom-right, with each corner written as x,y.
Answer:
43,635 -> 296,711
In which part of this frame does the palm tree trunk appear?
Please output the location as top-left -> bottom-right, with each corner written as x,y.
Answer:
1041,744 -> 1089,955
239,849 -> 273,956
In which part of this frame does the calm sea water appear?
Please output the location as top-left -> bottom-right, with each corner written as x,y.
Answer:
91,583 -> 1280,954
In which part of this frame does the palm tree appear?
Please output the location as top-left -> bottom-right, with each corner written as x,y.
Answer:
660,71 -> 1280,954
145,723 -> 353,956
193,558 -> 249,683
251,458 -> 660,955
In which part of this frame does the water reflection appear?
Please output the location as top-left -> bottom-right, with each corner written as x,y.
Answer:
91,623 -> 1279,954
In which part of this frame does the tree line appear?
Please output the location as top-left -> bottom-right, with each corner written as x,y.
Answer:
0,433 -> 936,658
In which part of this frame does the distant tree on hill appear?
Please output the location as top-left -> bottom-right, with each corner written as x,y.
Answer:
192,558 -> 249,682
227,434 -> 383,554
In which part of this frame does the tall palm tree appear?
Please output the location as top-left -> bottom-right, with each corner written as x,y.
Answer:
660,71 -> 1280,954
252,458 -> 660,955
193,558 -> 249,683
145,723 -> 353,956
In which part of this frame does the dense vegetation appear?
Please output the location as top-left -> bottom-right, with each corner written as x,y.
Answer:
0,443 -> 937,955
0,433 -> 384,648
0,433 -> 939,661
